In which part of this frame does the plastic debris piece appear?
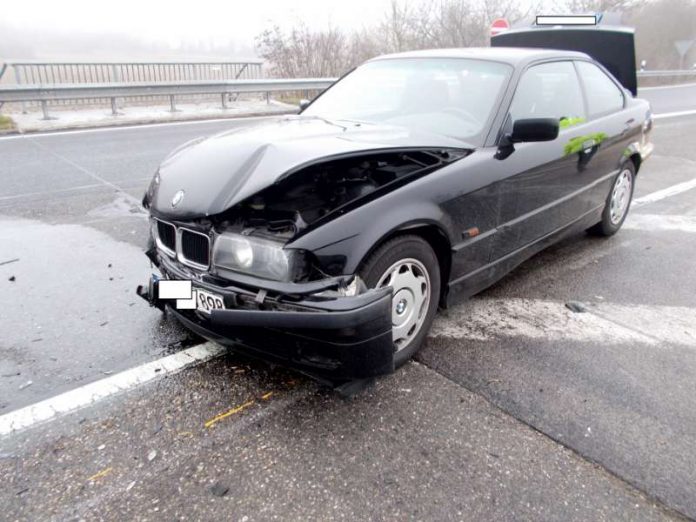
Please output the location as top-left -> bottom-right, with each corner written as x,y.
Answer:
565,301 -> 588,313
19,380 -> 33,390
147,450 -> 157,462
260,391 -> 273,400
210,481 -> 230,497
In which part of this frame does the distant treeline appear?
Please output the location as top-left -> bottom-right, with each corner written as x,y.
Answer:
256,0 -> 696,77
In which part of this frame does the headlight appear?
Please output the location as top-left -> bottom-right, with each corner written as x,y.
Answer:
213,233 -> 303,281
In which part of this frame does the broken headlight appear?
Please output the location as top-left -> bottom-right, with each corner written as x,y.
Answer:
212,233 -> 304,281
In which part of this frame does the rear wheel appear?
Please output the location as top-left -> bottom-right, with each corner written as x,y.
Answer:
588,163 -> 635,236
358,235 -> 440,368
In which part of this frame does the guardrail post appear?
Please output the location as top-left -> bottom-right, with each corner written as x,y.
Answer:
110,97 -> 120,116
40,100 -> 55,120
221,93 -> 228,109
14,65 -> 28,114
265,91 -> 270,104
169,94 -> 178,112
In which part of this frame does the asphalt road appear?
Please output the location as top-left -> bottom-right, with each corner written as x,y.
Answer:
638,82 -> 696,114
1,107 -> 696,519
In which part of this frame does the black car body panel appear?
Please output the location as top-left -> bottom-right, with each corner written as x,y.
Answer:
140,47 -> 653,381
149,117 -> 472,220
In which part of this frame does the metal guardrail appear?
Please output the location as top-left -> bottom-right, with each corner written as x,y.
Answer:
0,79 -> 337,119
0,60 -> 263,84
638,70 -> 696,77
0,60 -> 266,113
0,65 -> 693,121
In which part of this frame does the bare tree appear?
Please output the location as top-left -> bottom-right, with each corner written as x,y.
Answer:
562,0 -> 644,12
257,0 -> 696,78
256,24 -> 356,77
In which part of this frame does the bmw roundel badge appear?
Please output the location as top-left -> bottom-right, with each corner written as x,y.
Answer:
171,190 -> 185,208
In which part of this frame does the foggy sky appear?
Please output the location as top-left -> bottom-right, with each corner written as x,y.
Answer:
1,0 -> 398,60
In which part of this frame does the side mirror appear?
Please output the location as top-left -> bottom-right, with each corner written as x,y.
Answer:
495,118 -> 559,160
511,118 -> 559,142
299,99 -> 311,111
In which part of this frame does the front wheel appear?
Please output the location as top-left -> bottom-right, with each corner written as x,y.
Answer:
358,235 -> 440,368
588,163 -> 636,236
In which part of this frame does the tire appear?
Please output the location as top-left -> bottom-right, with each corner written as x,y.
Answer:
588,163 -> 636,236
358,235 -> 441,368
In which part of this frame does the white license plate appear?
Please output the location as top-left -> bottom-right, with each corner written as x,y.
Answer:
194,288 -> 226,314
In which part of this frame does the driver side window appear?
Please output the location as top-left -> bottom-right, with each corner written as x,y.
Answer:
509,61 -> 586,128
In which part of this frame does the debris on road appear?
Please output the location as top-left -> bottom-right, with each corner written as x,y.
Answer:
209,482 -> 230,497
565,301 -> 588,313
147,450 -> 157,462
204,400 -> 255,428
8,276 -> 16,282
18,380 -> 33,390
88,467 -> 113,482
0,258 -> 19,266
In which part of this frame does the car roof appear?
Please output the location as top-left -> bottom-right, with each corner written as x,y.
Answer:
368,47 -> 591,66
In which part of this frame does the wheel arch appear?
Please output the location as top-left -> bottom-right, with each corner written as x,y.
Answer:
628,152 -> 641,174
357,222 -> 453,309
621,142 -> 643,175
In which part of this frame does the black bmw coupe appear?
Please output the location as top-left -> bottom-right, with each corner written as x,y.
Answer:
139,46 -> 653,382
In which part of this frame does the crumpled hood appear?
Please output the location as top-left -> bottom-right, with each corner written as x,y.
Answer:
149,115 -> 472,219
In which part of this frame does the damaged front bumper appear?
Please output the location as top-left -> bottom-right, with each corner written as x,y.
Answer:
137,253 -> 395,381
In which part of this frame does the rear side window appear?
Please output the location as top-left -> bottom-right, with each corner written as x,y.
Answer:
576,61 -> 624,117
509,61 -> 585,127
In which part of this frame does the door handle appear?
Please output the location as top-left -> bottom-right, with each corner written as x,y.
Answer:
582,138 -> 595,154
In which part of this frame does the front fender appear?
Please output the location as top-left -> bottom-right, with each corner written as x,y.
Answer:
289,196 -> 455,275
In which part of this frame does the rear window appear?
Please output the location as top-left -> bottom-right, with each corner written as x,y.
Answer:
576,61 -> 624,117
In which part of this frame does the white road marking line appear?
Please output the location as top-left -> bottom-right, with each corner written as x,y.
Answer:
639,82 -> 696,91
652,109 -> 696,120
0,114 -> 279,141
625,213 -> 696,233
0,177 -> 154,203
26,138 -> 145,207
633,178 -> 696,207
431,298 -> 696,347
0,342 -> 225,437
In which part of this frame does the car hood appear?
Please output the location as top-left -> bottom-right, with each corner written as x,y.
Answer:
149,116 -> 473,219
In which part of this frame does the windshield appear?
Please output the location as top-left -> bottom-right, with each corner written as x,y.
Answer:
303,58 -> 512,143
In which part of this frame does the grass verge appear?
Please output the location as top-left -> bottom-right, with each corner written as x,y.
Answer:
0,114 -> 15,131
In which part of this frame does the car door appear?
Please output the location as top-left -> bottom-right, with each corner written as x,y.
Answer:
491,60 -> 592,260
573,60 -> 632,207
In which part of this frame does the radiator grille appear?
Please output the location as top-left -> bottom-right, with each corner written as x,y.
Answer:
180,229 -> 210,267
156,220 -> 176,251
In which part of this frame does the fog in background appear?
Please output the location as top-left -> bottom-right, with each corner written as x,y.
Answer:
1,0 -> 695,73
0,0 -> 400,61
